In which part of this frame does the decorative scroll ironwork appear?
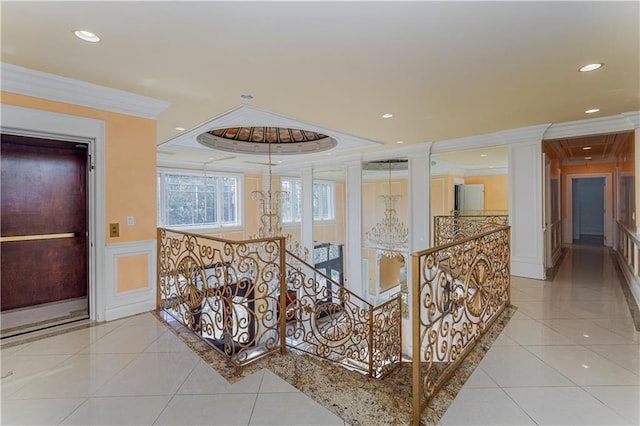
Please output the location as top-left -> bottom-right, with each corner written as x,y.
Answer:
284,251 -> 402,378
434,215 -> 509,246
412,225 -> 511,424
158,228 -> 400,379
157,228 -> 284,366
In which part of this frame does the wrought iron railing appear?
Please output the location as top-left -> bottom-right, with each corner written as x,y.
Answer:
434,215 -> 509,246
157,228 -> 401,378
411,224 -> 511,424
283,251 -> 402,378
157,228 -> 285,366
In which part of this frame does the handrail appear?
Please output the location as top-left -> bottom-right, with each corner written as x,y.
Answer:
412,224 -> 511,424
420,223 -> 510,256
157,227 -> 401,379
617,220 -> 640,246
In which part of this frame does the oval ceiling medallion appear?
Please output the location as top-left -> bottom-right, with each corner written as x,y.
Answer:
197,126 -> 337,155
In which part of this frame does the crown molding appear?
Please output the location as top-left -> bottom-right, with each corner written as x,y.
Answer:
464,167 -> 508,176
543,111 -> 639,140
431,124 -> 551,154
1,62 -> 170,119
161,104 -> 383,156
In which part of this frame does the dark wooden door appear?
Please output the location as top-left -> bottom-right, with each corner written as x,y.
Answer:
1,134 -> 88,311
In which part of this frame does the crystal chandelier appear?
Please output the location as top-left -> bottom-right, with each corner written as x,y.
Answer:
366,162 -> 409,257
251,141 -> 308,260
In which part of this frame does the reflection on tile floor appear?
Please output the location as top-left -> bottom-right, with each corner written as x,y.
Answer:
2,244 -> 639,425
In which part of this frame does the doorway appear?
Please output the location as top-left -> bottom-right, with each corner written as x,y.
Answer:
1,134 -> 90,336
571,176 -> 606,245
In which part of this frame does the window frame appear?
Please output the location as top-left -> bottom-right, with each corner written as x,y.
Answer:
157,168 -> 243,231
280,177 -> 336,224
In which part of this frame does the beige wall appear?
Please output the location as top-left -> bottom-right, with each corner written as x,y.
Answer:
2,91 -> 157,292
463,174 -> 509,211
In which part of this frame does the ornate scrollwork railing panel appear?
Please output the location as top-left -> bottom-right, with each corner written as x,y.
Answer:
157,228 -> 284,366
412,225 -> 510,424
370,295 -> 403,378
283,251 -> 403,378
434,215 -> 509,246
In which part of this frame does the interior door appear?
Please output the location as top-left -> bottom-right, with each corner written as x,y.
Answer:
459,184 -> 484,214
1,134 -> 88,322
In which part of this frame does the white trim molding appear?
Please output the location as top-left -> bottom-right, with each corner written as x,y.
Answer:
160,104 -> 383,160
104,240 -> 157,321
543,111 -> 639,140
1,62 -> 170,119
1,104 -> 107,322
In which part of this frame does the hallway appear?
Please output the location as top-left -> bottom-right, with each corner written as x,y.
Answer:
1,244 -> 639,425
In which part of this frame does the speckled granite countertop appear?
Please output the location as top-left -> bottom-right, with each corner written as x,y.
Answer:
155,305 -> 517,425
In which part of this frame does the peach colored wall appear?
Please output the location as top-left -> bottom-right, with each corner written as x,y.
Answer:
117,254 -> 149,292
2,91 -> 157,293
463,174 -> 509,211
616,131 -> 636,228
2,92 -> 157,243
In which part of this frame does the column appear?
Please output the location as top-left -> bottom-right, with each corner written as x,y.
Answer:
345,160 -> 363,296
301,167 -> 314,259
406,148 -> 431,355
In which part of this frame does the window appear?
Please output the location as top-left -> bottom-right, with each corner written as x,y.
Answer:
157,170 -> 241,228
280,178 -> 335,223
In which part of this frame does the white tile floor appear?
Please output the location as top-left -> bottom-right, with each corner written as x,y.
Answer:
1,244 -> 639,425
441,244 -> 640,425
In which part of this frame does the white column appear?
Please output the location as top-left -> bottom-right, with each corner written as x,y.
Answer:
406,148 -> 431,355
301,167 -> 314,259
408,151 -> 431,252
345,160 -> 363,296
509,140 -> 545,279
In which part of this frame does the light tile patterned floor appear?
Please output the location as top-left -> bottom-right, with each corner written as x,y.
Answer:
441,244 -> 639,425
2,243 -> 639,425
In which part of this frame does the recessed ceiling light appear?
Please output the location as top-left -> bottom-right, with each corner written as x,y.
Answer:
583,146 -> 592,150
581,364 -> 591,369
489,166 -> 494,169
579,63 -> 603,72
240,94 -> 253,100
382,113 -> 393,119
585,156 -> 593,160
480,154 -> 488,157
396,140 -> 404,144
585,108 -> 600,114
175,127 -> 185,131
73,30 -> 100,43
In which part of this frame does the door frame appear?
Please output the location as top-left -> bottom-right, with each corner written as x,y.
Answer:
1,104 -> 106,322
565,173 -> 612,247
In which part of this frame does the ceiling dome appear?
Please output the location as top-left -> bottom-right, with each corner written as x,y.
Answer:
197,126 -> 337,155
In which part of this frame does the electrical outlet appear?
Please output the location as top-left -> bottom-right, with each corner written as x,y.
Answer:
109,223 -> 120,237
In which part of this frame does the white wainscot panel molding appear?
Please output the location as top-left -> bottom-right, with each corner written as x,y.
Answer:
104,240 -> 157,321
509,141 -> 545,279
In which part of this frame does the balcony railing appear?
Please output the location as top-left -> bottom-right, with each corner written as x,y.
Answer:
434,214 -> 509,246
412,223 -> 511,424
283,250 -> 402,378
157,228 -> 401,378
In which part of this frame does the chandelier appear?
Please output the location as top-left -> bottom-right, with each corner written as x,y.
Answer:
251,141 -> 308,260
366,162 -> 409,257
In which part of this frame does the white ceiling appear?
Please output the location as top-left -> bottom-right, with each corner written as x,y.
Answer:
2,1 -> 638,172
